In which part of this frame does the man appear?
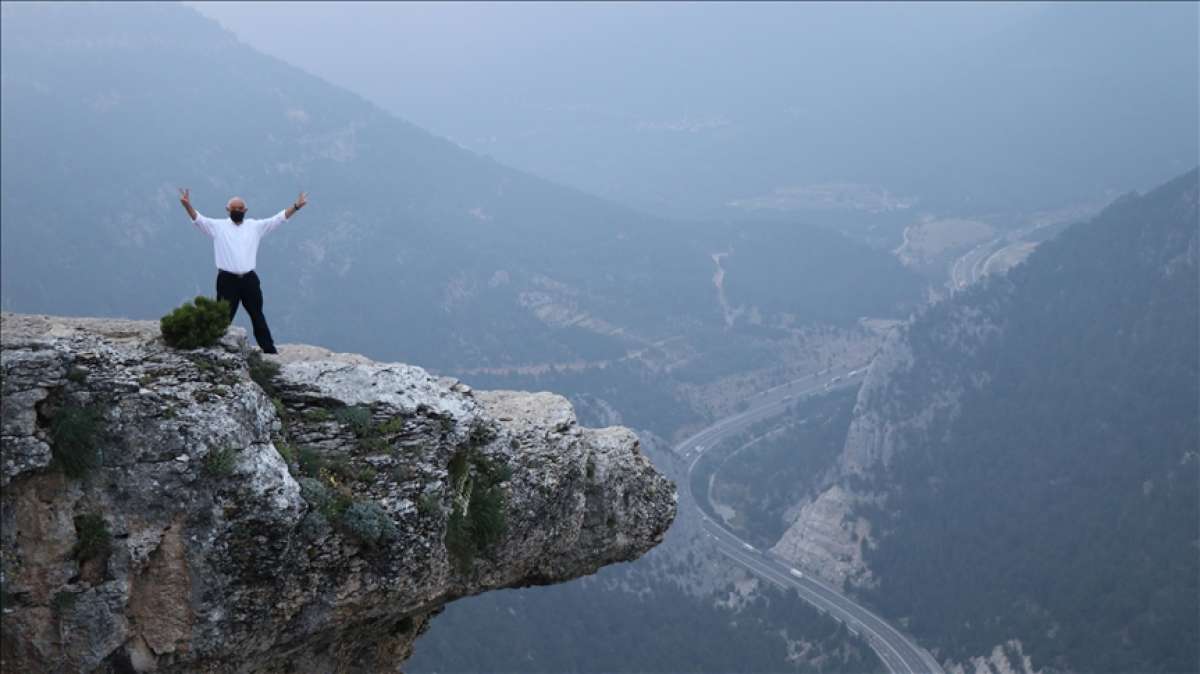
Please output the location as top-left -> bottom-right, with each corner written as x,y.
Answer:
178,189 -> 307,354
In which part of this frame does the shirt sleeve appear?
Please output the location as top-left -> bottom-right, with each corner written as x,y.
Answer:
192,213 -> 216,238
258,210 -> 288,237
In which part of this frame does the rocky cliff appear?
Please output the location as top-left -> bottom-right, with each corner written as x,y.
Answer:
771,299 -> 999,589
0,313 -> 676,673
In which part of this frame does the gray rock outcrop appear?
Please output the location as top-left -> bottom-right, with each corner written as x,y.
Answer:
772,300 -> 1000,588
0,313 -> 676,673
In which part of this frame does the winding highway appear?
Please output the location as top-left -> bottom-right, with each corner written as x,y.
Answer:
675,367 -> 944,674
949,236 -> 1003,289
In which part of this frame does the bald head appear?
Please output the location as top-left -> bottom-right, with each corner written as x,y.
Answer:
226,196 -> 247,224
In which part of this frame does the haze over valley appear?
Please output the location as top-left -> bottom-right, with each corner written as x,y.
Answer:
1,3 -> 1196,673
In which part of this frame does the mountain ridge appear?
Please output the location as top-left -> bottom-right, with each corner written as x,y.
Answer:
774,168 -> 1199,673
0,2 -> 923,379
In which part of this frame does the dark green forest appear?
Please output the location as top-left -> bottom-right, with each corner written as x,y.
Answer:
407,569 -> 883,674
859,169 -> 1199,673
711,388 -> 860,548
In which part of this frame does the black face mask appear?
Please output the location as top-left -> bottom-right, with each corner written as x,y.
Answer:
229,210 -> 245,224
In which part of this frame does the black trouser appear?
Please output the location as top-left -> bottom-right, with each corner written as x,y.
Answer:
216,270 -> 277,353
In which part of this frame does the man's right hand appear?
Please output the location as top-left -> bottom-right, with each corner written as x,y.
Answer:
179,188 -> 198,220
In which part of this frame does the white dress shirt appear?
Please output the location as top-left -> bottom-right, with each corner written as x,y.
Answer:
192,210 -> 287,274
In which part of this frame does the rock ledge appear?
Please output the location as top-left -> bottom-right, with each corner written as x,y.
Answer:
0,313 -> 676,673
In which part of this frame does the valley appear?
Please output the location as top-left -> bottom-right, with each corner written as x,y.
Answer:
2,3 -> 1195,673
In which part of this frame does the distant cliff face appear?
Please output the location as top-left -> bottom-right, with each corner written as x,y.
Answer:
772,169 -> 1200,674
771,297 -> 1001,589
0,313 -> 676,673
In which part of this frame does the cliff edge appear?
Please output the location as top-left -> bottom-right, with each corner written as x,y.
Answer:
0,313 -> 676,673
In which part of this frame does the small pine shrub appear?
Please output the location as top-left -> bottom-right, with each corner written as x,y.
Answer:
298,476 -> 331,508
339,501 -> 398,548
51,590 -> 79,615
333,405 -> 372,437
72,513 -> 111,562
203,447 -> 237,476
296,446 -> 326,477
417,492 -> 442,518
274,442 -> 297,464
469,483 -> 507,550
447,447 -> 469,487
444,446 -> 509,572
50,404 -> 103,479
247,351 -> 280,396
324,455 -> 357,483
376,416 -> 406,435
298,511 -> 332,541
445,509 -> 474,572
359,435 -> 391,453
303,407 -> 332,423
190,358 -> 217,374
298,476 -> 352,519
468,421 -> 497,448
160,296 -> 230,349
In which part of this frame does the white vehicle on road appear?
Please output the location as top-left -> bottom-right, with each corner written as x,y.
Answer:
742,543 -> 755,552
789,568 -> 804,578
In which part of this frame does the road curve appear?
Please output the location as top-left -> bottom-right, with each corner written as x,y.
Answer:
676,367 -> 944,674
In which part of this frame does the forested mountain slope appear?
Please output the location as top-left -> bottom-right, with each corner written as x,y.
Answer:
777,169 -> 1199,673
0,2 -> 921,385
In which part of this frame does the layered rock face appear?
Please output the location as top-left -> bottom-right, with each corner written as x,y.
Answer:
771,301 -> 997,588
0,313 -> 676,673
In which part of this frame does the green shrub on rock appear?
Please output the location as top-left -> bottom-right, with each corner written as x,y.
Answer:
160,296 -> 230,349
50,404 -> 103,479
247,351 -> 281,396
203,447 -> 237,476
339,500 -> 397,548
298,476 -> 352,519
298,476 -> 331,507
72,513 -> 111,562
333,405 -> 372,437
51,590 -> 79,615
444,446 -> 510,572
298,511 -> 332,541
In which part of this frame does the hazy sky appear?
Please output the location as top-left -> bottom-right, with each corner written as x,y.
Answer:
189,2 -> 1039,120
189,2 -> 1198,217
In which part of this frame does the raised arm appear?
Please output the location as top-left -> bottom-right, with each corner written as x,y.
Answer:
180,188 -> 215,237
179,188 -> 198,220
284,191 -> 307,219
259,192 -> 308,237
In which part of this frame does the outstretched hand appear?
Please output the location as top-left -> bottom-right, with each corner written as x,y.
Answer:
295,191 -> 308,209
178,187 -> 198,220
